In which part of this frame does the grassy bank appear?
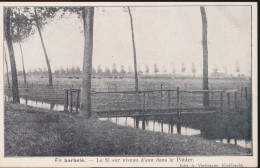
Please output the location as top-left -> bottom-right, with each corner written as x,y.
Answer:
4,102 -> 251,156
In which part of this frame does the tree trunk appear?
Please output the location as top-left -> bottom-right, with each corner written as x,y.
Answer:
4,46 -> 11,89
200,6 -> 209,106
80,7 -> 94,118
34,7 -> 53,86
127,7 -> 138,91
4,8 -> 20,103
18,42 -> 26,85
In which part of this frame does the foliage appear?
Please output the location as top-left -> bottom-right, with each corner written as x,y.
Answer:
154,64 -> 159,74
181,62 -> 186,73
192,63 -> 197,75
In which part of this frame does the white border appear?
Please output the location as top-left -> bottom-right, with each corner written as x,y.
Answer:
0,2 -> 258,167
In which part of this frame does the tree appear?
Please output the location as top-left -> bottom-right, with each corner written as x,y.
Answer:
181,62 -> 186,74
80,7 -> 95,118
223,65 -> 227,76
138,65 -> 143,75
145,64 -> 149,74
200,6 -> 209,106
191,63 -> 197,77
10,7 -> 34,85
171,62 -> 176,78
111,63 -> 118,78
4,7 -> 20,103
92,66 -> 97,76
128,65 -> 133,75
235,61 -> 240,76
127,7 -> 138,91
97,65 -> 103,76
33,7 -> 55,86
212,65 -> 218,77
120,65 -> 126,78
4,46 -> 10,89
154,64 -> 159,74
163,65 -> 167,73
104,67 -> 111,77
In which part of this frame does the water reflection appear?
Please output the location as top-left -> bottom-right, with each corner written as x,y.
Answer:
16,97 -> 64,111
5,97 -> 251,149
100,116 -> 251,149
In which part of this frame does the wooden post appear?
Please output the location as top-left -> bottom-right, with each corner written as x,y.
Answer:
161,121 -> 163,132
234,91 -> 237,109
177,123 -> 181,134
245,87 -> 248,100
227,92 -> 230,110
142,116 -> 145,130
170,123 -> 173,134
76,89 -> 80,113
220,92 -> 223,110
160,84 -> 163,106
143,92 -> 146,110
64,89 -> 68,112
177,87 -> 180,114
168,90 -> 170,107
136,117 -> 139,129
241,86 -> 243,97
70,90 -> 73,113
147,92 -> 150,109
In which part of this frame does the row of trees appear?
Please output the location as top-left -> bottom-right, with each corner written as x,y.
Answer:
4,6 -> 210,118
14,62 -> 240,78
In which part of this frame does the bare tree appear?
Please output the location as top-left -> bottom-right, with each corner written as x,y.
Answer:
4,46 -> 10,89
200,6 -> 209,106
4,8 -> 20,103
112,63 -> 118,78
127,7 -> 138,91
163,65 -> 167,73
235,61 -> 240,76
181,62 -> 186,74
213,65 -> 218,77
120,65 -> 126,78
171,62 -> 176,79
34,7 -> 55,86
191,63 -> 197,77
154,64 -> 159,74
223,65 -> 227,76
80,7 -> 94,118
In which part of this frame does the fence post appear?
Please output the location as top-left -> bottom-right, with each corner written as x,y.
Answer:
241,86 -> 243,97
220,92 -> 223,110
147,92 -> 150,109
227,92 -> 230,110
234,91 -> 237,109
168,90 -> 170,107
142,116 -> 145,130
161,120 -> 164,132
136,117 -> 139,129
160,84 -> 163,106
64,89 -> 68,112
177,87 -> 180,114
245,87 -> 248,100
76,89 -> 80,113
70,89 -> 73,113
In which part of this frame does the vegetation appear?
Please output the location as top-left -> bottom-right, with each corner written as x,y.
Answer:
5,102 -> 251,156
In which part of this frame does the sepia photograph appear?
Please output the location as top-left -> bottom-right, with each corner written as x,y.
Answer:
0,2 -> 258,167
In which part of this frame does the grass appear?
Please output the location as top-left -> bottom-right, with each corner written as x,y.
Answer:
5,102 -> 251,156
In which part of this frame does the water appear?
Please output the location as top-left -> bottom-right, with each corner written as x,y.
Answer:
100,117 -> 251,149
5,97 -> 252,149
19,97 -> 64,111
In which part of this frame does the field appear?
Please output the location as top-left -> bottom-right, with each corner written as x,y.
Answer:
4,75 -> 252,111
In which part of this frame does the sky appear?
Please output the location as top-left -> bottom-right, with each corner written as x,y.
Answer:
4,6 -> 252,76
